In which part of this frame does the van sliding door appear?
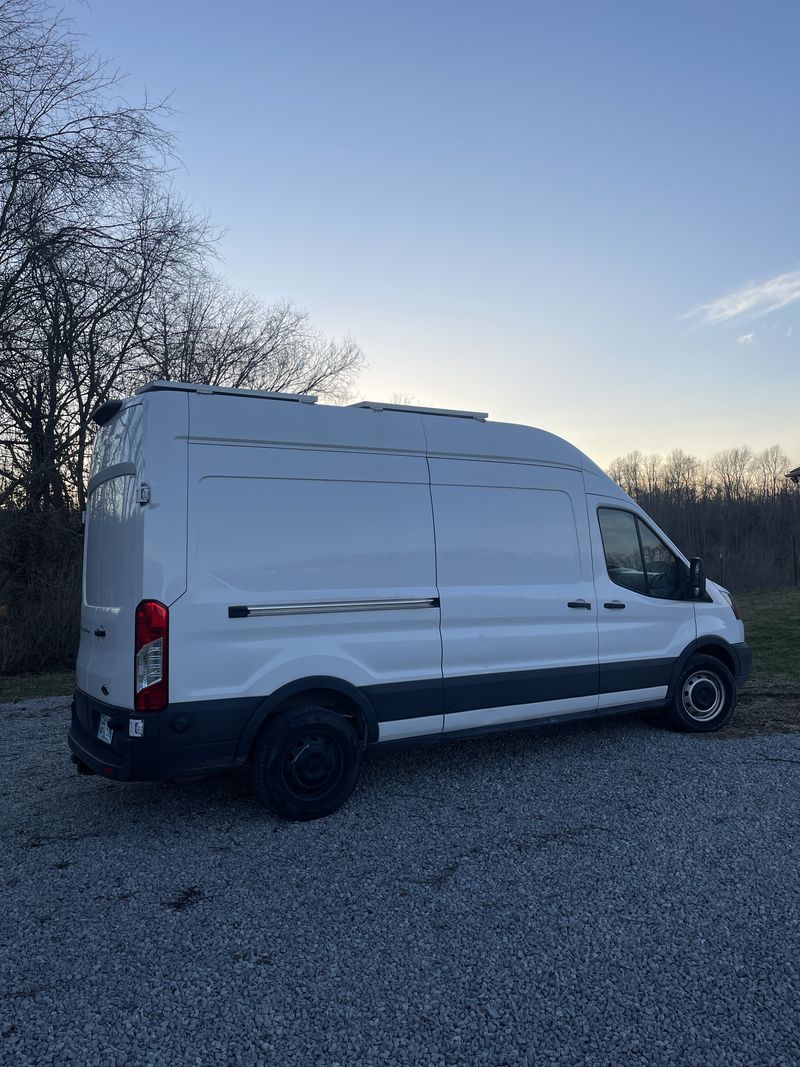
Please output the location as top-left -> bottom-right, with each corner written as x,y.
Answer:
429,460 -> 599,732
175,417 -> 444,740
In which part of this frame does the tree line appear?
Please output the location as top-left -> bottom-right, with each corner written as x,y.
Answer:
606,445 -> 800,592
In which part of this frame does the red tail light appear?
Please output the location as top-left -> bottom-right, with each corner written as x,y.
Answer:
134,600 -> 168,711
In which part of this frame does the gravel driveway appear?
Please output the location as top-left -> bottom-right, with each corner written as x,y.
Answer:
2,693 -> 800,1066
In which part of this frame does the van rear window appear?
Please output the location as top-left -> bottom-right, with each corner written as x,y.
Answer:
90,404 -> 143,477
85,475 -> 139,608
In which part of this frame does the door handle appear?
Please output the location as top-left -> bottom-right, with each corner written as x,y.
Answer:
567,600 -> 592,610
603,601 -> 626,610
94,628 -> 106,637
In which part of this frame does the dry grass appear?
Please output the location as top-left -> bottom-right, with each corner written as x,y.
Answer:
737,587 -> 800,683
0,670 -> 74,702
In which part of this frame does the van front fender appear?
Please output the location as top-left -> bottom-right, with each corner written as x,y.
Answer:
667,638 -> 751,703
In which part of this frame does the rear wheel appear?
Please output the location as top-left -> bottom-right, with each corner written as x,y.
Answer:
251,705 -> 363,820
668,654 -> 736,732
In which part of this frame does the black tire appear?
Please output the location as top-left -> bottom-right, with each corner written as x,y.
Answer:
667,654 -> 737,733
251,705 -> 363,821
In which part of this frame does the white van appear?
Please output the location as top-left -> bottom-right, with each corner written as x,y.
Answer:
70,381 -> 751,820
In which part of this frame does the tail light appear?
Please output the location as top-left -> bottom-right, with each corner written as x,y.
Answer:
135,600 -> 168,710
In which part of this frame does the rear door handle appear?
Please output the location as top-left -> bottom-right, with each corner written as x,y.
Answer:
94,628 -> 106,637
567,600 -> 592,610
604,601 -> 626,610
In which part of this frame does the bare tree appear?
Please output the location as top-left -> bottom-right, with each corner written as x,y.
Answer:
136,271 -> 363,402
0,0 -> 172,332
751,444 -> 790,501
712,446 -> 753,502
0,0 -> 183,507
0,182 -> 210,507
642,453 -> 663,497
0,1 -> 362,508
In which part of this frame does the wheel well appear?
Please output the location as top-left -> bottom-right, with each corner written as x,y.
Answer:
264,688 -> 369,746
694,643 -> 735,677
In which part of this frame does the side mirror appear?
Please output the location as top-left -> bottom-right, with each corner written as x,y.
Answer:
688,557 -> 706,599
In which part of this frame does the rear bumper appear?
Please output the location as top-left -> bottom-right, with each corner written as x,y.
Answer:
732,641 -> 753,685
69,691 -> 162,780
68,689 -> 259,781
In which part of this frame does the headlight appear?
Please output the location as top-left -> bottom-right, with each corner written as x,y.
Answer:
718,587 -> 742,621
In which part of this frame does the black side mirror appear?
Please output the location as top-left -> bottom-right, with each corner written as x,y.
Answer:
688,557 -> 706,599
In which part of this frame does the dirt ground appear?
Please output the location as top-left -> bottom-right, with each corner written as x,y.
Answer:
709,681 -> 800,740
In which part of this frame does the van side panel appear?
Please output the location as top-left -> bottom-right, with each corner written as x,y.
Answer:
170,432 -> 443,737
188,391 -> 428,455
428,459 -> 600,731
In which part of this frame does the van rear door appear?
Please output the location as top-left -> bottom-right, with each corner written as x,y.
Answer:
77,403 -> 145,709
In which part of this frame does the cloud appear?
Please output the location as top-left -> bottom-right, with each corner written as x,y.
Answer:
788,325 -> 794,337
685,269 -> 800,325
736,333 -> 755,344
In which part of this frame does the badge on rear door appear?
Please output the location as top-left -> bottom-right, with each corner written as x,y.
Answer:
97,714 -> 113,745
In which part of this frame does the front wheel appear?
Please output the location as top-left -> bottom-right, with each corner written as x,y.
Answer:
251,706 -> 364,820
667,654 -> 737,733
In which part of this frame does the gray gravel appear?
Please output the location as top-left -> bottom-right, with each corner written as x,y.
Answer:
2,696 -> 800,1066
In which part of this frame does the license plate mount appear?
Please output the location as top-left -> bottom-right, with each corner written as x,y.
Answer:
97,714 -> 113,745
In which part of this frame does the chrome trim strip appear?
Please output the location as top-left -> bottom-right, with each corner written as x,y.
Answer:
229,597 -> 439,618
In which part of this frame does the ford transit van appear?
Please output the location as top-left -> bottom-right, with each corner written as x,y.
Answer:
69,382 -> 751,819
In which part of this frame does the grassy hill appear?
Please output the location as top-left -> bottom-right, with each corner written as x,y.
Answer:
737,587 -> 800,684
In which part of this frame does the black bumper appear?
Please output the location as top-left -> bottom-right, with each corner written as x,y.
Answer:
68,689 -> 260,781
732,641 -> 753,685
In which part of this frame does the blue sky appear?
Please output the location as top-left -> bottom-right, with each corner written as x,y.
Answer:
68,0 -> 800,467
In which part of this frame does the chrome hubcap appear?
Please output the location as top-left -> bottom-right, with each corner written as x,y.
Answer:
681,671 -> 725,721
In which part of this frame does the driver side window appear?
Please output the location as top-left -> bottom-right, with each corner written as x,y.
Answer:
598,508 -> 681,599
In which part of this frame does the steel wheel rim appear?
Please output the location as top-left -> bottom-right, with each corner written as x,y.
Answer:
282,732 -> 344,799
681,671 -> 725,721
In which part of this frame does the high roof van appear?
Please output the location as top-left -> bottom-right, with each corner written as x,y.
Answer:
69,382 -> 751,820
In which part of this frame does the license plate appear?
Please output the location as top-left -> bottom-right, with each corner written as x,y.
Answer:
97,714 -> 113,745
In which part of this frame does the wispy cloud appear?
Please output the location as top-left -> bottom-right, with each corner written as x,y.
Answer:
736,333 -> 754,345
788,325 -> 794,338
685,269 -> 800,325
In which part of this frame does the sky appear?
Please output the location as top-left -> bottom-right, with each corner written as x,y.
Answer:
65,0 -> 800,469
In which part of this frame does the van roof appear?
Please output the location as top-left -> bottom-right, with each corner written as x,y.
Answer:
136,381 -> 488,420
130,379 -> 622,494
